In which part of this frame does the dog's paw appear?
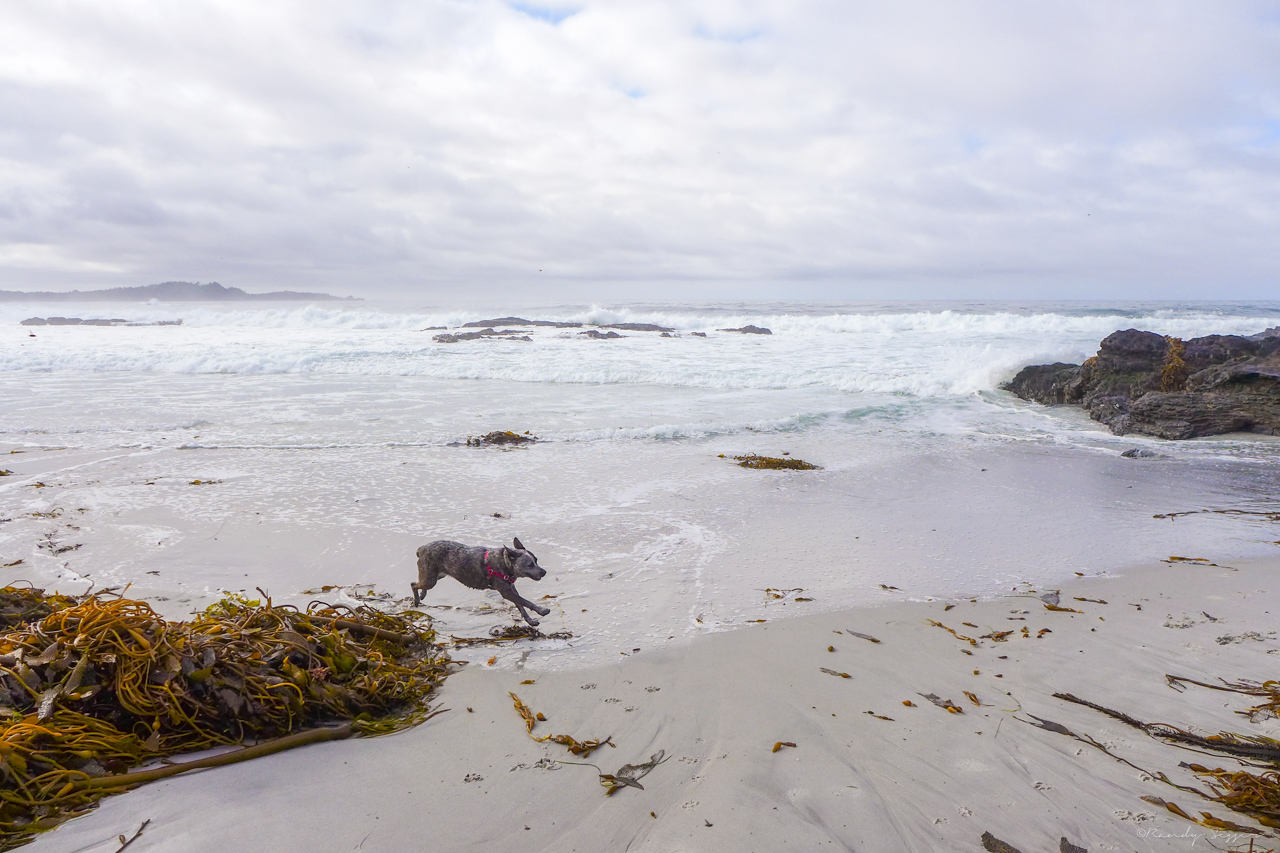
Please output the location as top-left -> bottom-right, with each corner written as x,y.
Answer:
526,619 -> 540,627
536,606 -> 551,616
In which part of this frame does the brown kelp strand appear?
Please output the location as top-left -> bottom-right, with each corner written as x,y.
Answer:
1186,766 -> 1280,829
1048,684 -> 1280,834
0,586 -> 452,849
509,692 -> 613,758
1167,675 -> 1280,723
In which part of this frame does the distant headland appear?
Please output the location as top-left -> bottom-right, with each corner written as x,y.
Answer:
0,281 -> 359,302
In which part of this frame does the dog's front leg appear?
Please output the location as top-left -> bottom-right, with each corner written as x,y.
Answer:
495,584 -> 548,626
507,586 -> 551,618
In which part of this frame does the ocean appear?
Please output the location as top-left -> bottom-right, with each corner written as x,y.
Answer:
3,299 -> 1279,668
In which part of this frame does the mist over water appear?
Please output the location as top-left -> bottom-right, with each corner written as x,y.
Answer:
3,300 -> 1279,667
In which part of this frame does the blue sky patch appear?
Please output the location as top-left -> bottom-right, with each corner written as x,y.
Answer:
510,3 -> 577,25
693,24 -> 763,43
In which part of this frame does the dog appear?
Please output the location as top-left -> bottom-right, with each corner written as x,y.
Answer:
412,537 -> 552,627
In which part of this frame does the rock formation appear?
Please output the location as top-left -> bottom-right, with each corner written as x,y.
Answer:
1005,327 -> 1280,439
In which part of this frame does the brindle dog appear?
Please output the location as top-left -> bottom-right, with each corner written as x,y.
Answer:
412,537 -> 552,626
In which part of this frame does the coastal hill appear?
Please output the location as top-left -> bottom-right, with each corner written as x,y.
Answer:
0,281 -> 358,302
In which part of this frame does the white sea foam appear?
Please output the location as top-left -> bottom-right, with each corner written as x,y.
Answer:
4,300 -> 1279,461
9,303 -> 1277,397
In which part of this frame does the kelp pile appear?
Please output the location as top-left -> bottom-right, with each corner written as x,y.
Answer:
731,454 -> 821,471
1036,677 -> 1280,835
0,586 -> 80,632
0,586 -> 451,849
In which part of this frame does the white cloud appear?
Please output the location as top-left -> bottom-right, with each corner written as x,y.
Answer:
1,0 -> 1278,300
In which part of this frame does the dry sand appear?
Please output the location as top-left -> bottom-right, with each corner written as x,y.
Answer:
27,555 -> 1280,853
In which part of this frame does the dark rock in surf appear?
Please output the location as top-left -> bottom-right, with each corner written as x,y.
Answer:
434,328 -> 532,343
1005,327 -> 1280,439
462,317 -> 581,328
1120,448 -> 1169,459
599,323 -> 674,333
580,330 -> 623,339
718,325 -> 772,335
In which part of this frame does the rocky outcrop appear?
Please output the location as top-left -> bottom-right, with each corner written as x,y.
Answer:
1005,327 -> 1280,439
718,325 -> 772,335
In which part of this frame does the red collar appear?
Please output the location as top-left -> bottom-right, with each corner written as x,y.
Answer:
485,550 -> 516,585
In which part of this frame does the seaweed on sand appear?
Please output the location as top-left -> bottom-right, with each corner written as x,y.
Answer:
732,454 -> 820,471
509,692 -> 613,758
1026,679 -> 1280,834
449,624 -> 573,647
0,585 -> 452,849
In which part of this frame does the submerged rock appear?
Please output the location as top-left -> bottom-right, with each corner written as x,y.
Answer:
580,329 -> 623,339
718,325 -> 772,335
1006,328 -> 1280,439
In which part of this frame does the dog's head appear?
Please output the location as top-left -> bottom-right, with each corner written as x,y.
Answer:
503,536 -> 546,581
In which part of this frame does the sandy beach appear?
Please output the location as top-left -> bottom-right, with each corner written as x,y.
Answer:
16,552 -> 1277,853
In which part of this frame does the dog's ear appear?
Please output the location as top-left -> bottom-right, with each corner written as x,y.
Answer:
512,537 -> 525,551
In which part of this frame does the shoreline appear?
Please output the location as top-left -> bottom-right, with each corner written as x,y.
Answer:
27,554 -> 1280,852
5,435 -> 1279,676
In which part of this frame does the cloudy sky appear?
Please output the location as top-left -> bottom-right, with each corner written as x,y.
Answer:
2,1 -> 1278,302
